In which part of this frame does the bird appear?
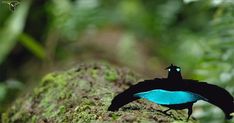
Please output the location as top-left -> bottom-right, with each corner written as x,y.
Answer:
108,64 -> 234,121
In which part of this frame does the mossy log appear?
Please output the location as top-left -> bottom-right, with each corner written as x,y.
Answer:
1,63 -> 197,123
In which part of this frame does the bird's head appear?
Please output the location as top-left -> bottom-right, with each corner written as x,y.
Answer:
166,64 -> 182,80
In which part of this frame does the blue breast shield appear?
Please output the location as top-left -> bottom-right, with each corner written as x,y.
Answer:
134,89 -> 207,105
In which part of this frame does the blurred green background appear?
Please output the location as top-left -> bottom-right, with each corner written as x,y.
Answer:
0,0 -> 234,122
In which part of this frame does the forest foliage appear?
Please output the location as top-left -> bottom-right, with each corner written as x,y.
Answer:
0,0 -> 234,122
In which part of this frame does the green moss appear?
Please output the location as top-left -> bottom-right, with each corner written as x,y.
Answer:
2,63 -> 198,123
104,67 -> 118,81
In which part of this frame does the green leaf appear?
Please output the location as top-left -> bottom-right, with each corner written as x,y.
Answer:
0,0 -> 31,64
18,33 -> 46,60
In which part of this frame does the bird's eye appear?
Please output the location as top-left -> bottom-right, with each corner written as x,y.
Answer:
176,68 -> 180,72
168,69 -> 171,71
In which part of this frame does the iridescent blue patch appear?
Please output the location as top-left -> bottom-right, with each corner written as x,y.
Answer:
134,89 -> 207,105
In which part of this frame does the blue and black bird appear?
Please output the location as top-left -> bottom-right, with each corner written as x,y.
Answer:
108,64 -> 234,120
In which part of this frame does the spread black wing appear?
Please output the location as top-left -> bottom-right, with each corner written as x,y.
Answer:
179,80 -> 234,119
108,78 -> 171,111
